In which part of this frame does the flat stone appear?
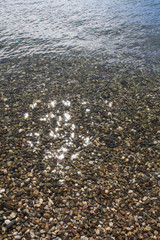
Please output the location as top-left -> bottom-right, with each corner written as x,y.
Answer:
43,213 -> 51,219
106,227 -> 111,231
128,190 -> 133,194
15,236 -> 22,240
0,188 -> 5,193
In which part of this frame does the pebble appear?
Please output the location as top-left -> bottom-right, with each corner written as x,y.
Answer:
28,172 -> 33,177
0,188 -> 5,193
3,169 -> 8,174
95,229 -> 100,235
144,225 -> 151,231
5,219 -> 16,228
89,161 -> 94,164
128,190 -> 133,194
80,237 -> 88,240
106,227 -> 111,231
15,236 -> 22,240
33,189 -> 39,196
43,213 -> 51,219
142,196 -> 148,201
9,212 -> 17,219
5,220 -> 11,225
109,222 -> 113,227
0,56 -> 159,240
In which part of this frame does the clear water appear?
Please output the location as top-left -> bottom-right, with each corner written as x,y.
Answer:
0,2 -> 160,239
0,0 -> 160,164
0,0 -> 160,69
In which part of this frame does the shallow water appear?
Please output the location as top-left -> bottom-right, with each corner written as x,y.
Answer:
0,54 -> 159,165
0,0 -> 160,164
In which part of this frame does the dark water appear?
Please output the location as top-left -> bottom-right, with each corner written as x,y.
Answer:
0,0 -> 160,69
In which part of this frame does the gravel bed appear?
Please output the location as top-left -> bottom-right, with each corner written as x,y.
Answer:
0,55 -> 160,239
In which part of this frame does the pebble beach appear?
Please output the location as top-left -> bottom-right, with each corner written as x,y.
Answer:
0,55 -> 160,239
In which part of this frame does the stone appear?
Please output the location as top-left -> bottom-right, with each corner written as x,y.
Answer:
142,196 -> 148,201
0,188 -> 5,193
96,229 -> 100,235
33,189 -> 39,196
43,213 -> 51,219
9,212 -> 17,219
144,225 -> 151,231
109,222 -> 113,227
28,172 -> 33,177
15,236 -> 22,239
106,227 -> 111,231
5,219 -> 16,228
0,55 -> 160,240
128,190 -> 133,194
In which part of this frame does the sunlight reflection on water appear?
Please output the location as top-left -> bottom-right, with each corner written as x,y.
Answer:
0,0 -> 159,69
22,98 -> 94,164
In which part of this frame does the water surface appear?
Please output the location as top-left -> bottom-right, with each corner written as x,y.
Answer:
0,0 -> 160,69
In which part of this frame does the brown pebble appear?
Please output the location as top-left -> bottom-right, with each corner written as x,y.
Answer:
22,227 -> 28,233
33,189 -> 39,196
43,213 -> 51,219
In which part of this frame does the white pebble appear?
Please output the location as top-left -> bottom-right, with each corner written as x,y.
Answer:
128,190 -> 133,194
96,229 -> 100,235
10,212 -> 17,219
0,188 -> 5,193
59,179 -> 64,184
15,236 -> 21,240
117,126 -> 123,130
5,219 -> 11,225
109,102 -> 113,107
109,222 -> 113,227
142,196 -> 148,201
80,236 -> 88,240
131,129 -> 136,133
89,161 -> 94,164
3,169 -> 7,174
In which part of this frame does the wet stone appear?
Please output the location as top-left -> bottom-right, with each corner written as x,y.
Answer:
5,219 -> 16,228
0,54 -> 159,239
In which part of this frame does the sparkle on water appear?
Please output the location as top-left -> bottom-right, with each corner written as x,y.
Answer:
22,99 -> 96,164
